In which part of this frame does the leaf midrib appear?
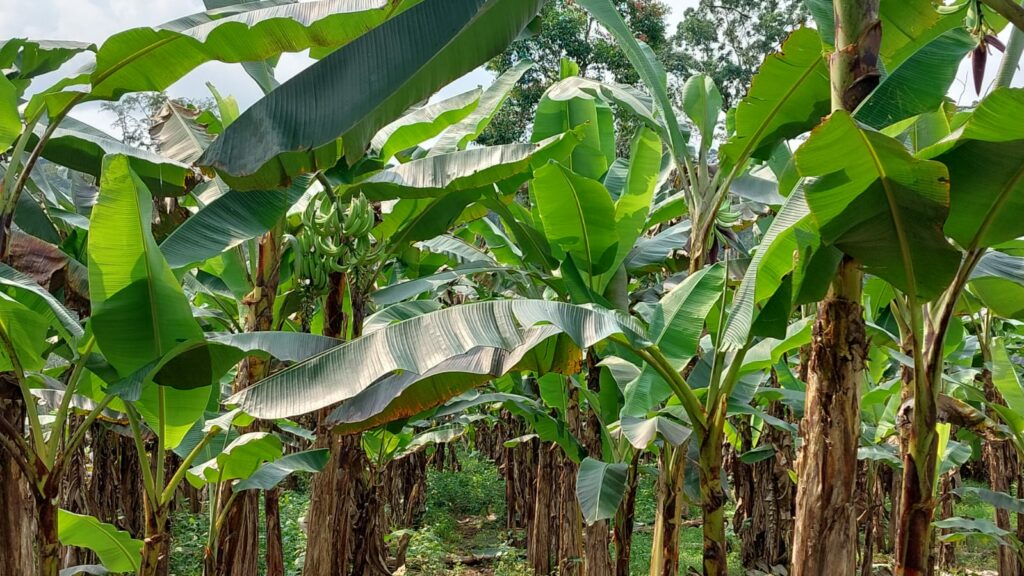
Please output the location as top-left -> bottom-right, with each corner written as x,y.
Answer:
854,127 -> 918,298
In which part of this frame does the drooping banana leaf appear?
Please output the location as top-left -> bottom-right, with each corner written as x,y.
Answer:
34,0 -> 423,115
576,457 -> 628,525
160,177 -> 310,269
227,299 -> 646,419
348,132 -> 579,201
372,88 -> 482,161
921,88 -> 1024,250
429,58 -> 535,155
327,326 -> 576,433
57,510 -> 142,574
797,111 -> 959,300
233,449 -> 330,491
198,0 -> 545,190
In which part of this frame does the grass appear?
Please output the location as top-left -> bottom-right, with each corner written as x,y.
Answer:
168,484 -> 310,576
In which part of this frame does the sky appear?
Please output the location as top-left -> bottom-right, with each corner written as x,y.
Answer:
0,0 -> 1019,136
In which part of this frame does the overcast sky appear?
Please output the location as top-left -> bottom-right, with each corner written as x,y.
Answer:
0,0 -> 1019,135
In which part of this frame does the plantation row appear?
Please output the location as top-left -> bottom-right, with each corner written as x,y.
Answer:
2,0 -> 1024,575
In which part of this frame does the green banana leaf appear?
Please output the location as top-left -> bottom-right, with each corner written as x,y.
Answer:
532,161 -> 619,282
37,0 -> 421,112
922,88 -> 1024,250
187,432 -> 283,487
327,327 -> 574,434
372,88 -> 481,162
575,0 -> 687,164
234,449 -> 330,491
57,510 -> 142,574
576,457 -> 628,525
198,0 -> 545,189
349,132 -> 579,201
969,250 -> 1024,320
797,111 -> 959,300
622,264 -> 725,417
227,299 -> 647,419
719,28 -> 830,171
429,59 -> 535,154
854,29 -> 976,130
160,177 -> 310,269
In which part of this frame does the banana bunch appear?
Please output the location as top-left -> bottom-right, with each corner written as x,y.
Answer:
290,190 -> 381,294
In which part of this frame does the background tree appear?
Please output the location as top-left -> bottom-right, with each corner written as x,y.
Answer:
668,0 -> 809,106
479,0 -> 673,146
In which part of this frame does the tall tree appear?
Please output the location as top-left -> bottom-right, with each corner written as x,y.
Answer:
668,0 -> 810,106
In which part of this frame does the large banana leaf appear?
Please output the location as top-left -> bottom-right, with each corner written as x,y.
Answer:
723,186 -> 840,348
719,28 -> 830,170
227,300 -> 646,419
39,0 -> 421,111
327,326 -> 575,433
622,264 -> 725,417
89,155 -> 204,375
969,250 -> 1024,320
198,0 -> 545,190
371,88 -> 481,161
429,59 -> 534,154
854,29 -> 976,130
37,115 -> 197,196
0,263 -> 83,342
532,162 -> 619,282
922,88 -> 1024,250
349,133 -> 578,201
160,177 -> 310,269
532,78 -> 616,180
88,155 -> 207,449
57,510 -> 142,574
797,111 -> 959,300
575,0 -> 687,164
576,457 -> 628,525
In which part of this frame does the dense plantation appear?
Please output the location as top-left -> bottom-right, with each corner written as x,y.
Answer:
2,0 -> 1024,575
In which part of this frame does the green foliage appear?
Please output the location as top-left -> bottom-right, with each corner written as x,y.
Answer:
425,451 -> 507,519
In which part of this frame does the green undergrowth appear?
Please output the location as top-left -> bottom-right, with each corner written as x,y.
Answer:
166,453 -> 1005,576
